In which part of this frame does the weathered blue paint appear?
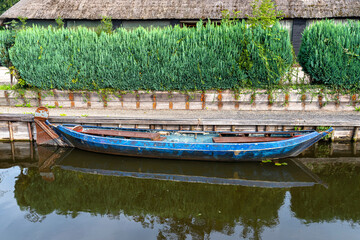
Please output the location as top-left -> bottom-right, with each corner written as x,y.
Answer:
50,122 -> 333,162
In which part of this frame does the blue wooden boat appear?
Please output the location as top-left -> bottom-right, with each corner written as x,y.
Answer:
45,120 -> 333,162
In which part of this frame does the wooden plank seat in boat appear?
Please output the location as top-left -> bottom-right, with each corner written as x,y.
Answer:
72,127 -> 166,141
218,131 -> 296,137
212,137 -> 292,143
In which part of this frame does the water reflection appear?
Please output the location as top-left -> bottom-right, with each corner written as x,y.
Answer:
1,142 -> 360,239
15,165 -> 286,239
0,142 -> 36,169
56,149 -> 323,188
14,144 -> 321,239
291,162 -> 360,225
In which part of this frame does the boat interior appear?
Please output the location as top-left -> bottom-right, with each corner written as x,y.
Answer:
63,124 -> 315,144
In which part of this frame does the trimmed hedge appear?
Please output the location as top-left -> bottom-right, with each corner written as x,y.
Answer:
0,29 -> 14,67
298,20 -> 360,90
9,22 -> 293,90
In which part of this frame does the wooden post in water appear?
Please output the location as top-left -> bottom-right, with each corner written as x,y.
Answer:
352,142 -> 357,156
8,121 -> 13,142
352,127 -> 358,142
27,122 -> 33,142
10,141 -> 15,162
30,141 -> 34,161
331,128 -> 335,142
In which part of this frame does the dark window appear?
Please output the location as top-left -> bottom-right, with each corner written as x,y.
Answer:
180,20 -> 221,28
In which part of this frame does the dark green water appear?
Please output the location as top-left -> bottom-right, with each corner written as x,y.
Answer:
0,142 -> 360,240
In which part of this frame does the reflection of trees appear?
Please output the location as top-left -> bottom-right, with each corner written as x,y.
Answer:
313,143 -> 332,158
291,163 -> 360,224
15,167 -> 286,239
25,209 -> 46,223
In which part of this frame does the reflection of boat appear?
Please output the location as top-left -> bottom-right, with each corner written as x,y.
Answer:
35,107 -> 333,162
37,146 -> 73,181
55,149 -> 324,188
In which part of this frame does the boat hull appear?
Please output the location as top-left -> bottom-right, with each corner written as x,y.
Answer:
53,125 -> 332,162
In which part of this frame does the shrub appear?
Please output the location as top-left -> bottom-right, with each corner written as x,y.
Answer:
298,20 -> 360,90
0,29 -> 15,67
8,22 -> 293,91
0,0 -> 20,15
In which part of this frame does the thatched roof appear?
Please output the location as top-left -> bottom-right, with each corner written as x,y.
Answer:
1,0 -> 360,21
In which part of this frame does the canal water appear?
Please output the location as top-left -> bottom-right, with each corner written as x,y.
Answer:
0,142 -> 359,240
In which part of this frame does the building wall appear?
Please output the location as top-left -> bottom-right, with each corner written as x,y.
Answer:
122,20 -> 171,29
23,19 -> 173,30
26,19 -> 56,27
66,20 -> 100,28
292,19 -> 307,55
280,19 -> 293,40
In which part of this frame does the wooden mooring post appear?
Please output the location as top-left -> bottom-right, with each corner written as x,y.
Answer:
352,127 -> 359,142
8,121 -> 14,142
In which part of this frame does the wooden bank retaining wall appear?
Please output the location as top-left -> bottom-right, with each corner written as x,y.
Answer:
0,89 -> 359,111
0,114 -> 360,142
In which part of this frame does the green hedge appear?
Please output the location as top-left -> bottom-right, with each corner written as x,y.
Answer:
0,29 -> 14,67
8,22 -> 293,91
298,20 -> 360,90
